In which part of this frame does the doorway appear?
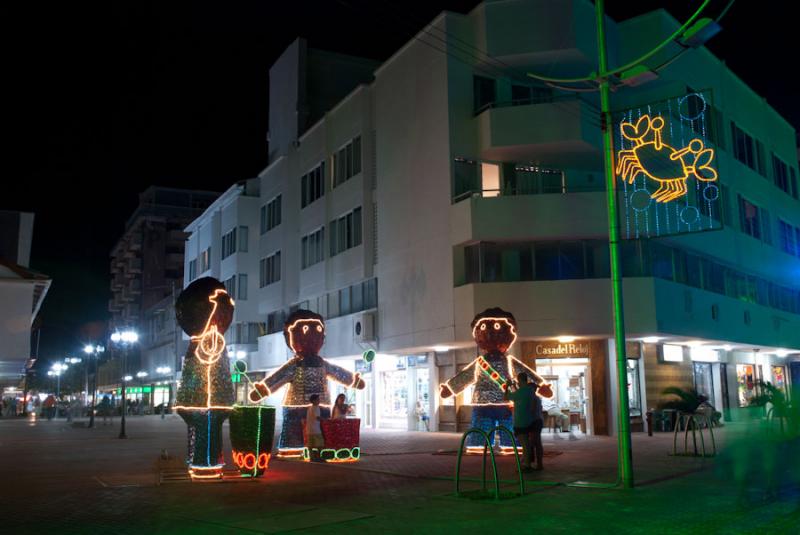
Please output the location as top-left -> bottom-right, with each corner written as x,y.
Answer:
535,357 -> 592,435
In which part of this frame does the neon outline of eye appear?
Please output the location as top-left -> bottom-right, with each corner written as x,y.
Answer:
493,322 -> 501,330
302,325 -> 309,333
316,325 -> 323,332
480,323 -> 487,331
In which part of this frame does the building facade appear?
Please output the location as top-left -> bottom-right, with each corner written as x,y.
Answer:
187,0 -> 800,435
102,187 -> 218,401
0,211 -> 50,388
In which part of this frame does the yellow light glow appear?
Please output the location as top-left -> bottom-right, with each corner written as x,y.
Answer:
557,336 -> 576,343
616,114 -> 717,203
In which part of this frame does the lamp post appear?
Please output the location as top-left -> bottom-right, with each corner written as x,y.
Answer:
111,330 -> 138,439
83,344 -> 104,428
49,363 -> 68,398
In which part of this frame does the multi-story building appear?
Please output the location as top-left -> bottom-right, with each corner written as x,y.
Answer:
183,179 -> 263,402
101,187 -> 218,398
0,211 -> 50,388
188,0 -> 800,436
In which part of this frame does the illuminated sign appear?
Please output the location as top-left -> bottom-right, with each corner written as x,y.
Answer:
615,91 -> 722,239
534,343 -> 590,357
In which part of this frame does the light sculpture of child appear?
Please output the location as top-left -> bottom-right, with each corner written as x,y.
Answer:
173,277 -> 235,479
248,310 -> 365,458
439,307 -> 553,453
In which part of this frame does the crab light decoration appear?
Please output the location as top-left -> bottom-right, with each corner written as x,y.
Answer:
615,92 -> 722,239
174,277 -> 235,480
616,114 -> 717,203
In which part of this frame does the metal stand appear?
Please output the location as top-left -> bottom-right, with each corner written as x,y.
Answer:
671,411 -> 716,457
455,426 -> 525,500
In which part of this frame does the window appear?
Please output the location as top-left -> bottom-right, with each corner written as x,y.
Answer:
264,195 -> 281,232
473,75 -> 496,112
301,227 -> 325,269
761,207 -> 772,245
730,122 -> 756,170
221,228 -> 237,260
453,158 -> 479,200
510,84 -> 553,105
238,226 -> 248,252
772,154 -> 790,194
223,276 -> 235,297
199,247 -> 211,272
238,274 -> 248,300
778,220 -> 797,256
328,207 -> 362,257
301,162 -> 326,208
332,137 -> 362,188
738,195 -> 761,239
790,167 -> 799,199
259,251 -> 281,287
188,259 -> 197,281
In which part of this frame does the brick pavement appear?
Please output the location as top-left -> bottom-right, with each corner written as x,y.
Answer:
1,414 -> 797,534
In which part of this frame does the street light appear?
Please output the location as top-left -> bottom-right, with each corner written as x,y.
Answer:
110,329 -> 138,439
136,371 -> 148,378
83,344 -> 104,428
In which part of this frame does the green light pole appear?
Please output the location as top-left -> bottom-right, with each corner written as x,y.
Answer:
595,0 -> 634,489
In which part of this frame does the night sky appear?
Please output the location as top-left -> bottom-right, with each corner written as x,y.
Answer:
4,1 -> 797,364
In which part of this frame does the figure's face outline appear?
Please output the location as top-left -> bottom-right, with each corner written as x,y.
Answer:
287,318 -> 325,355
472,317 -> 517,354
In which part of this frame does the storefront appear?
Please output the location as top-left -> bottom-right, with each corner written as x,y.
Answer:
362,354 -> 434,431
522,340 -> 612,436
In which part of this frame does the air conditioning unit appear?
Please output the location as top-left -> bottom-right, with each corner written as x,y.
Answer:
353,312 -> 376,343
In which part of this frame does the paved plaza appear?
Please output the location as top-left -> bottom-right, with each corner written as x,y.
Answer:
1,414 -> 798,534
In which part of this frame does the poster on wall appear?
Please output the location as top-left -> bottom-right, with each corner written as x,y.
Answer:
614,90 -> 723,239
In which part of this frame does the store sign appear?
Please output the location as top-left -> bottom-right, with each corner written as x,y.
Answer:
115,386 -> 153,395
615,91 -> 722,239
534,342 -> 590,357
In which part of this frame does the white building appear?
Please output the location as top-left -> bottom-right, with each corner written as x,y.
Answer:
186,1 -> 800,435
0,211 -> 50,388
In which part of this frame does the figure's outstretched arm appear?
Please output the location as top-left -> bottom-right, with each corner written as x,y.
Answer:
439,361 -> 477,399
326,360 -> 365,389
249,359 -> 296,402
509,356 -> 553,398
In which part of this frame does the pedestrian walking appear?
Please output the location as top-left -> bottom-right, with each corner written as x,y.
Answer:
504,372 -> 544,472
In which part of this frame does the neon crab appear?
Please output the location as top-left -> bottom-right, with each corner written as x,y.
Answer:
616,114 -> 717,203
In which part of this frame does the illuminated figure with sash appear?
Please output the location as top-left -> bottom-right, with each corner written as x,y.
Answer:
439,308 -> 553,453
174,277 -> 235,479
249,310 -> 365,458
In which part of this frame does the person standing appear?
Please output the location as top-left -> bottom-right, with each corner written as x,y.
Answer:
331,393 -> 348,420
305,394 -> 324,462
505,372 -> 544,472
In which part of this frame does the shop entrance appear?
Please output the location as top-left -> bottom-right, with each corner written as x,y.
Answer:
376,355 -> 430,431
535,357 -> 591,435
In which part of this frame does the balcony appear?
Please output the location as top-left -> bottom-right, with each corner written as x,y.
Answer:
474,96 -> 601,168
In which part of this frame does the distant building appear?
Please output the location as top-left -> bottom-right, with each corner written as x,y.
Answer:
0,211 -> 50,388
101,187 -> 218,404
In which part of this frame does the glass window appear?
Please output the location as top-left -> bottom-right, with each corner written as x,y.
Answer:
773,154 -> 789,193
453,159 -> 479,201
353,207 -> 362,247
736,364 -> 757,407
473,75 -> 496,112
627,359 -> 642,417
738,195 -> 761,239
238,274 -> 247,300
238,226 -> 248,252
534,243 -> 559,280
693,362 -> 714,402
481,163 -> 500,197
352,281 -> 363,312
339,287 -> 350,316
559,241 -> 584,279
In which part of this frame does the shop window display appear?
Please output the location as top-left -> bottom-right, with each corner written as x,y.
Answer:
736,364 -> 757,407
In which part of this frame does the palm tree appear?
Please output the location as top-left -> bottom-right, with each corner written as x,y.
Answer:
750,381 -> 797,435
661,386 -> 706,414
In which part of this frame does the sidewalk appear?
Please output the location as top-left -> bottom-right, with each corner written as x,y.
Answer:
1,415 -> 797,534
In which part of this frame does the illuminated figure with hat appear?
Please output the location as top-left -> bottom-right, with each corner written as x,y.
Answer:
249,310 -> 365,458
440,308 -> 553,453
174,277 -> 235,479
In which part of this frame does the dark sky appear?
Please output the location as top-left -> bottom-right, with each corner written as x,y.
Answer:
4,0 -> 797,363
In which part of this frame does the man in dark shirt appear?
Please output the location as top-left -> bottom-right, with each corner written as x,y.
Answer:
504,372 -> 544,471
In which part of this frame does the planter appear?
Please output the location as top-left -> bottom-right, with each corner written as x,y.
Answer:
319,418 -> 361,462
230,405 -> 276,477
